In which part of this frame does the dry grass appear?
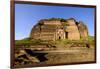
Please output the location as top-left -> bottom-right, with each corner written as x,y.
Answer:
14,37 -> 95,67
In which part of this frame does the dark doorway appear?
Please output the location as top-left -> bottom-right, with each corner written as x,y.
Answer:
65,32 -> 68,38
59,36 -> 61,40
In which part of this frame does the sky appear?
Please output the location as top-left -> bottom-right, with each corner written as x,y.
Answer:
15,4 -> 95,40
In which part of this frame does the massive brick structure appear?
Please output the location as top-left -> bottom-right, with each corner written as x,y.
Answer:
30,18 -> 88,41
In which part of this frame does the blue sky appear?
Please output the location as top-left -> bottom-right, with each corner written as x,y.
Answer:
15,4 -> 95,40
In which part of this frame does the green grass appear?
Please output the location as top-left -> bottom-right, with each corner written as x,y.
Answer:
15,36 -> 94,46
52,36 -> 94,46
15,39 -> 44,46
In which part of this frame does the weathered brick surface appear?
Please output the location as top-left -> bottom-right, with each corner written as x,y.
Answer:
30,18 -> 88,40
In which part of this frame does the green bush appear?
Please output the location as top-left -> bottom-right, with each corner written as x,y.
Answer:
15,38 -> 43,46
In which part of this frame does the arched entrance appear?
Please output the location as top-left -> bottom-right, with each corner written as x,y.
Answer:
59,36 -> 61,40
57,29 -> 65,40
65,32 -> 68,39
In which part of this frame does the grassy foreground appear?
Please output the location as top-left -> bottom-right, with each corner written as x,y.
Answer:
15,36 -> 94,46
14,36 -> 95,67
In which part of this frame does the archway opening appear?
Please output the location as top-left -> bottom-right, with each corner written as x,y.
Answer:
65,32 -> 68,39
59,36 -> 61,40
